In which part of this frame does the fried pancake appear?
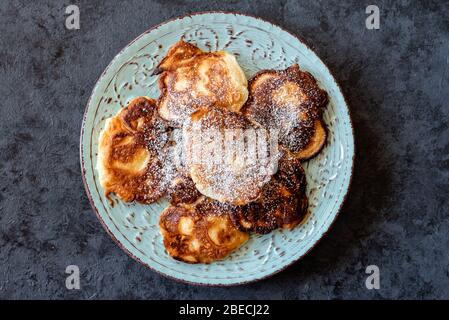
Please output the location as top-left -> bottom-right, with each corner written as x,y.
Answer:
97,97 -> 170,204
185,108 -> 277,205
159,197 -> 249,263
243,64 -> 328,160
230,154 -> 309,234
155,40 -> 248,126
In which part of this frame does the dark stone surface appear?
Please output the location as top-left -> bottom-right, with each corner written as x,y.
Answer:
0,0 -> 448,299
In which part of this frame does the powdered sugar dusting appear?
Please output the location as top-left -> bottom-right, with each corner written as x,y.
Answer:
182,108 -> 280,205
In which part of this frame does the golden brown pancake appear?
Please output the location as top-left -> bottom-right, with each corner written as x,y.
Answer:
155,40 -> 248,126
184,107 -> 277,205
230,154 -> 309,234
97,97 -> 170,204
159,197 -> 249,263
243,64 -> 328,160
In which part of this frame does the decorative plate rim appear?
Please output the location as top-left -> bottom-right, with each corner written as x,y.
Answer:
79,11 -> 355,286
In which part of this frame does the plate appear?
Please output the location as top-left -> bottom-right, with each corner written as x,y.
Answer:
80,12 -> 354,286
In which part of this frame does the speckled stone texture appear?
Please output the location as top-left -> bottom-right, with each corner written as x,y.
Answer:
0,0 -> 448,299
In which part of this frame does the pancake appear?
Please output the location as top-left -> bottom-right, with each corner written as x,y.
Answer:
97,97 -> 170,204
159,197 -> 249,263
184,107 -> 278,205
230,154 -> 309,234
243,64 -> 328,160
155,40 -> 248,126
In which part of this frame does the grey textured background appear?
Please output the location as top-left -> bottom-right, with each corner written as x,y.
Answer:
0,0 -> 448,299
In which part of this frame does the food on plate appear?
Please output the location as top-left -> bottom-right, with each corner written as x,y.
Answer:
230,154 -> 308,234
95,38 -> 332,264
159,197 -> 249,263
243,64 -> 328,160
154,40 -> 248,126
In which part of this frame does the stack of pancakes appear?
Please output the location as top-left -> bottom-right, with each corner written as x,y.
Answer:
97,40 -> 329,264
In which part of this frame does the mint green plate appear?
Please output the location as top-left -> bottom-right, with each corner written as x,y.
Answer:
80,12 -> 354,286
